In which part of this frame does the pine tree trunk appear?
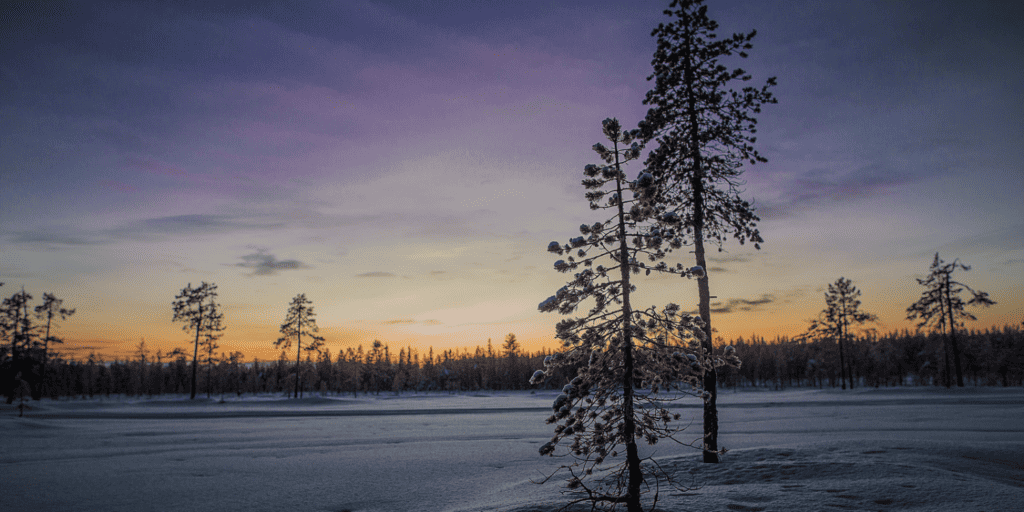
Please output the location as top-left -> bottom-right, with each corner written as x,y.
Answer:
6,300 -> 22,404
191,304 -> 201,400
683,29 -> 720,463
943,280 -> 965,387
843,309 -> 851,389
614,142 -> 643,512
295,330 -> 302,399
39,313 -> 53,400
695,234 -> 720,462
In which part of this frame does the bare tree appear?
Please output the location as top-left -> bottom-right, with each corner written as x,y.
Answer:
275,293 -> 325,398
803,277 -> 877,390
907,253 -> 996,387
639,0 -> 776,462
172,282 -> 225,400
534,118 -> 730,511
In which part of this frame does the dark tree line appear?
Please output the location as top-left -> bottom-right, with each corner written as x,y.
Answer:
7,334 -> 571,399
0,284 -> 75,403
5,325 -> 1020,401
719,325 -> 1024,390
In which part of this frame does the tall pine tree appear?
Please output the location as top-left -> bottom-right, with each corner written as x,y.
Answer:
640,0 -> 776,462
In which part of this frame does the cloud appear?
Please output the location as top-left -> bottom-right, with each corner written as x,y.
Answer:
382,319 -> 416,325
9,230 -> 100,247
707,254 -> 753,264
381,318 -> 441,326
8,213 -> 288,250
690,294 -> 778,315
757,163 -> 919,220
116,214 -> 284,238
234,249 -> 308,276
356,271 -> 395,278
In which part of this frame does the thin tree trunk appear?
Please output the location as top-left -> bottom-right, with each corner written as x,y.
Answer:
191,304 -> 201,400
843,299 -> 851,387
39,312 -> 53,400
613,143 -> 642,512
943,279 -> 965,387
206,346 -> 213,398
937,283 -> 952,388
295,329 -> 302,398
6,297 -> 23,404
684,29 -> 720,463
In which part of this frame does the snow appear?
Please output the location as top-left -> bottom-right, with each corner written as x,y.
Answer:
2,387 -> 1023,512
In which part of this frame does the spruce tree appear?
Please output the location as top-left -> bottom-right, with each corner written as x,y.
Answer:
640,0 -> 776,462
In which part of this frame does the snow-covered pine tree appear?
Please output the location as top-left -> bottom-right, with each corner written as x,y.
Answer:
907,253 -> 996,388
639,0 -> 776,463
533,118 -> 739,512
275,293 -> 325,398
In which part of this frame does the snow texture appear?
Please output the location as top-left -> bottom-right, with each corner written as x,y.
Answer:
2,387 -> 1022,512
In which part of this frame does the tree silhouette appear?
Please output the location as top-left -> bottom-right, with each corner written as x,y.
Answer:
534,118 -> 722,512
803,277 -> 876,390
502,332 -> 520,358
34,293 -> 74,399
275,293 -> 325,398
201,331 -> 221,398
1,288 -> 38,403
907,253 -> 996,387
639,0 -> 776,463
172,282 -> 225,400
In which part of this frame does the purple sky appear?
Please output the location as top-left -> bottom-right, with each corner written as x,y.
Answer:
2,0 -> 1021,359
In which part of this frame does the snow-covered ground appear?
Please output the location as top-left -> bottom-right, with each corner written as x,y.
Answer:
2,387 -> 1022,511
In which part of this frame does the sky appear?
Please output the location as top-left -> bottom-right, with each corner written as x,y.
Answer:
2,0 -> 1022,361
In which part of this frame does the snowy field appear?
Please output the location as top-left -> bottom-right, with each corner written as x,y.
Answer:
2,387 -> 1022,512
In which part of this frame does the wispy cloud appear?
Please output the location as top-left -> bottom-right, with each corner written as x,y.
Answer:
381,318 -> 441,326
234,249 -> 308,276
693,294 -> 778,315
9,230 -> 101,248
114,214 -> 283,239
757,163 -> 919,220
7,213 -> 286,250
356,271 -> 395,278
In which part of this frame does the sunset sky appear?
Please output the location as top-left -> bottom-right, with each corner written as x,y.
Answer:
2,0 -> 1021,361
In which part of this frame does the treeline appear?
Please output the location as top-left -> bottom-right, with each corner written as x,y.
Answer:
720,325 -> 1024,389
15,336 -> 576,400
7,325 -> 1023,401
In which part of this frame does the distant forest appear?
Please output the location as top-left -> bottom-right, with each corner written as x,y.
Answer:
5,327 -> 1024,401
